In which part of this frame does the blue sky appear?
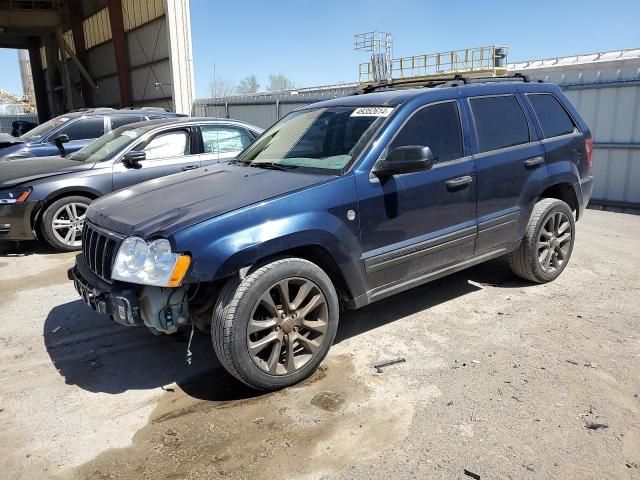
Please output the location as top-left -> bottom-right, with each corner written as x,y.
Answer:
1,0 -> 638,97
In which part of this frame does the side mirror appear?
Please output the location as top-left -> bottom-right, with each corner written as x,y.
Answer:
373,145 -> 434,177
122,150 -> 146,168
53,134 -> 70,146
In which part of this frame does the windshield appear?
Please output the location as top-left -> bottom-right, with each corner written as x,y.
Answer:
69,127 -> 141,163
236,106 -> 393,173
20,116 -> 73,142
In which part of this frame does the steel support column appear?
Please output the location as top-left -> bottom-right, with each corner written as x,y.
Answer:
28,37 -> 50,122
70,10 -> 93,106
107,0 -> 131,107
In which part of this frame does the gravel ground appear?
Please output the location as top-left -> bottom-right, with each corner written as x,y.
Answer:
0,209 -> 639,480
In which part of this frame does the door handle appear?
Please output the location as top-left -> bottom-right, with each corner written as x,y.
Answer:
182,164 -> 199,171
524,156 -> 545,168
445,175 -> 473,190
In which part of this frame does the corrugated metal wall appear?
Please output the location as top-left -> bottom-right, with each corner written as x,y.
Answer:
192,84 -> 359,129
36,0 -> 194,114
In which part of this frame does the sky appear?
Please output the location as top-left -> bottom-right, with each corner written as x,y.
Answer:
1,0 -> 639,98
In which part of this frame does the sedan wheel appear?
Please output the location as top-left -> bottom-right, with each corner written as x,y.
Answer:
51,202 -> 87,248
41,195 -> 92,252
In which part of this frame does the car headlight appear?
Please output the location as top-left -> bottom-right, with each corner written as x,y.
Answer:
111,237 -> 191,287
0,187 -> 31,205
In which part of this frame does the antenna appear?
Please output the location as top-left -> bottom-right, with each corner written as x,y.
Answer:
354,31 -> 393,83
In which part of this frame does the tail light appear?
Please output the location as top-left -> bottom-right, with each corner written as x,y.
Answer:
584,137 -> 593,173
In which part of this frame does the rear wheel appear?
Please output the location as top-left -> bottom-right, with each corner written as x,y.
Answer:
509,198 -> 575,283
211,257 -> 339,390
40,195 -> 91,252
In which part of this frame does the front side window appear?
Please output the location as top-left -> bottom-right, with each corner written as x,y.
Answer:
137,130 -> 189,160
69,127 -> 142,163
20,116 -> 71,142
527,94 -> 576,138
390,101 -> 463,164
236,106 -> 392,173
56,117 -> 105,141
470,95 -> 530,153
201,125 -> 252,154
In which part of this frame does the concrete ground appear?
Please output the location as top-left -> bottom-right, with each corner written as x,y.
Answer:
0,209 -> 639,480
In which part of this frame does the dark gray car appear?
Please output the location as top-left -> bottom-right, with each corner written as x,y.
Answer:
0,117 -> 262,251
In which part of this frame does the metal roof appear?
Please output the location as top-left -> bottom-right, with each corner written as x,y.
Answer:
509,48 -> 640,70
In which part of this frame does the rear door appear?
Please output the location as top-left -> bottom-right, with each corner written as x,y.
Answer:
111,127 -> 200,190
197,124 -> 255,166
468,93 -> 546,254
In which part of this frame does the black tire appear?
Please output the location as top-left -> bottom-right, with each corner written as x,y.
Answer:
211,257 -> 339,390
40,195 -> 91,252
508,198 -> 576,283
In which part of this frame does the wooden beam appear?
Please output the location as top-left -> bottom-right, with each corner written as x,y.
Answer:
106,0 -> 132,107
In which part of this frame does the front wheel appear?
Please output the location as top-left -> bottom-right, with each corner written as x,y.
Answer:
40,195 -> 91,252
509,198 -> 576,283
211,257 -> 339,390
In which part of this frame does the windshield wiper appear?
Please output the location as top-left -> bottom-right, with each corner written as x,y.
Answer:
249,162 -> 297,171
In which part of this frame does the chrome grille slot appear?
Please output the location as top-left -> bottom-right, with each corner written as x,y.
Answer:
81,223 -> 121,282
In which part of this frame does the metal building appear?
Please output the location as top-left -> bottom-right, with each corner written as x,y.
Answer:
194,48 -> 640,211
0,0 -> 195,120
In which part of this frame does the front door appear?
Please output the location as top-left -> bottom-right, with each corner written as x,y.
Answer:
356,100 -> 477,293
112,127 -> 200,191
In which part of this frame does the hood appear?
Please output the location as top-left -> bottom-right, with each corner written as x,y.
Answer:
0,155 -> 95,189
0,133 -> 24,147
87,164 -> 330,237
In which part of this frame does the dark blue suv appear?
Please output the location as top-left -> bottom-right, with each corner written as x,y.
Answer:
70,77 -> 594,390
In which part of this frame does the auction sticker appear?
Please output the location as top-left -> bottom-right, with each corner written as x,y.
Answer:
350,107 -> 394,117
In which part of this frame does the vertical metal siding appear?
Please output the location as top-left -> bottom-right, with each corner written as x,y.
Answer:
0,115 -> 39,134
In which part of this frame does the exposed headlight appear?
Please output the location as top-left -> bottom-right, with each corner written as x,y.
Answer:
111,237 -> 191,287
0,187 -> 31,204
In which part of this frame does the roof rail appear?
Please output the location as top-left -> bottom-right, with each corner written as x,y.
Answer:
359,73 -> 543,94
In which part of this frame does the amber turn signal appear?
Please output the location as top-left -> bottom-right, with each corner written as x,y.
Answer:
166,255 -> 191,287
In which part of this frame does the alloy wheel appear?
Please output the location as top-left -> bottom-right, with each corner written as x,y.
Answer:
537,211 -> 572,273
247,277 -> 329,375
51,202 -> 87,248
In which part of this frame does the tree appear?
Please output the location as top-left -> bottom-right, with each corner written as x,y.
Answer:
267,73 -> 295,92
209,77 -> 236,98
236,75 -> 260,94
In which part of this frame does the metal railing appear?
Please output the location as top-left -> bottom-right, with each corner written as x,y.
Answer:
359,45 -> 508,84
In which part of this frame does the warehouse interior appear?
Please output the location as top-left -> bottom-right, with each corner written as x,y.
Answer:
0,0 -> 194,121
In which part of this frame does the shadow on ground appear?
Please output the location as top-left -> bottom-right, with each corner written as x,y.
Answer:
44,257 -> 530,401
0,239 -> 60,257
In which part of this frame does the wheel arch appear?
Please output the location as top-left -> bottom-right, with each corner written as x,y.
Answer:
539,182 -> 580,219
32,189 -> 100,234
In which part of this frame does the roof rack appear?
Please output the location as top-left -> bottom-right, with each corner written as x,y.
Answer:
359,73 -> 542,94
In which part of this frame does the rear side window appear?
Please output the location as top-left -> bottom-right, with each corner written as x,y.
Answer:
110,115 -> 144,130
390,101 -> 463,164
57,117 -> 105,141
527,94 -> 576,138
470,95 -> 529,153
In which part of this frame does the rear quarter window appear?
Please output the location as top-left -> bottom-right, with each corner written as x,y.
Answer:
527,93 -> 576,138
469,95 -> 530,153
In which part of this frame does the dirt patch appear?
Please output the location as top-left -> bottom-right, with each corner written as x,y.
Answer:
63,355 -> 412,480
